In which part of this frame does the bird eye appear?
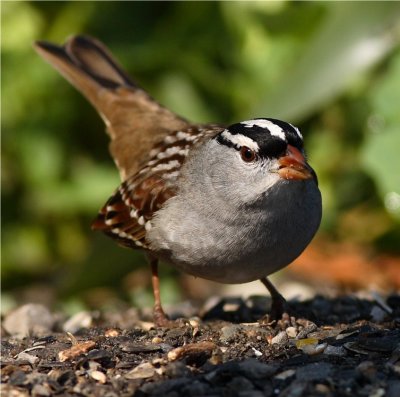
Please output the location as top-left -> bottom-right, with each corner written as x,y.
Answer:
240,146 -> 256,162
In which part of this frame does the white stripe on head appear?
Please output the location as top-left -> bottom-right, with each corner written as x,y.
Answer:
240,119 -> 287,141
289,122 -> 303,139
221,129 -> 260,152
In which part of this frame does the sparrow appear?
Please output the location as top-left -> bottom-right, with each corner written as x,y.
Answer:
34,36 -> 322,326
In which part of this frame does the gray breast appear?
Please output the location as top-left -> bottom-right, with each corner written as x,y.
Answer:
147,177 -> 322,284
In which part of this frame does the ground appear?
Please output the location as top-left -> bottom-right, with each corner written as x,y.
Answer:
1,294 -> 400,397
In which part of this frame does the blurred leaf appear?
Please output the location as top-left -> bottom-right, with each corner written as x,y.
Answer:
46,2 -> 95,41
28,161 -> 119,216
361,126 -> 400,211
368,52 -> 400,124
1,2 -> 44,51
2,225 -> 50,272
256,2 -> 400,121
17,132 -> 64,186
158,73 -> 215,123
361,51 -> 400,220
56,221 -> 88,262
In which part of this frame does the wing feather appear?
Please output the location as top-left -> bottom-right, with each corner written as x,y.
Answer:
91,125 -> 219,249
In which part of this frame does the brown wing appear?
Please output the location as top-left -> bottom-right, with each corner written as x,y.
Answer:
92,173 -> 175,249
34,35 -> 190,180
91,125 -> 222,249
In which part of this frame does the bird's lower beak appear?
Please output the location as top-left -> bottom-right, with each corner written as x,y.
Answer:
278,144 -> 314,181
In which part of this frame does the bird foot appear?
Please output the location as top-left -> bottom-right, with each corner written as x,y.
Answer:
152,305 -> 187,328
258,295 -> 290,325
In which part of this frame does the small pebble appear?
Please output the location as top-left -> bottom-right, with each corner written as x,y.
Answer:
286,326 -> 297,338
301,343 -> 327,355
89,370 -> 107,384
3,304 -> 55,338
369,388 -> 386,397
271,331 -> 288,345
139,321 -> 155,331
15,352 -> 39,365
275,369 -> 296,380
105,329 -> 120,337
88,360 -> 100,371
125,363 -> 156,380
371,291 -> 393,314
356,361 -> 377,381
165,327 -> 188,339
324,345 -> 346,356
222,302 -> 241,312
86,349 -> 112,362
32,383 -> 51,397
63,311 -> 92,333
388,363 -> 400,376
296,322 -> 317,339
251,347 -> 263,357
189,318 -> 200,327
315,384 -> 331,394
220,325 -> 241,342
370,305 -> 387,323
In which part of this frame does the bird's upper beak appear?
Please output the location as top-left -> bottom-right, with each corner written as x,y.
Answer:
278,144 -> 314,181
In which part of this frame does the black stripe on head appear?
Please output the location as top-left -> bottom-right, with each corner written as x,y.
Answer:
216,133 -> 237,150
262,118 -> 303,148
218,118 -> 303,159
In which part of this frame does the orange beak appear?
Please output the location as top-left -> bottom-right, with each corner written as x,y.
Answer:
278,144 -> 314,181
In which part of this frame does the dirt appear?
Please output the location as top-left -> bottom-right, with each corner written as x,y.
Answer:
1,294 -> 400,396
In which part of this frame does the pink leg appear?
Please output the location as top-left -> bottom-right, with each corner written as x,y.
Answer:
149,256 -> 170,327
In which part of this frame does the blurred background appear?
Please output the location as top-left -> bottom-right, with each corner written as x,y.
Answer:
2,1 -> 400,316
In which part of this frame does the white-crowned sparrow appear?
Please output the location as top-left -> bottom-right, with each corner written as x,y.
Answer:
34,36 -> 322,325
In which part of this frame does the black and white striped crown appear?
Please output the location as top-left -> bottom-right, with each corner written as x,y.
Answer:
216,118 -> 303,159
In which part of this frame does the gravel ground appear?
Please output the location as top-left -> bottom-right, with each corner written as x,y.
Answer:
1,293 -> 400,397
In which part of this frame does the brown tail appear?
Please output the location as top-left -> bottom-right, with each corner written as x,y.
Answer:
34,36 -> 188,180
35,36 -> 136,90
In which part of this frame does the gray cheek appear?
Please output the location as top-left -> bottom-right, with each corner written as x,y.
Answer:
201,144 -> 278,204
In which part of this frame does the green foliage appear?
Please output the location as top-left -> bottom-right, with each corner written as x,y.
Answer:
361,52 -> 400,220
2,1 -> 400,308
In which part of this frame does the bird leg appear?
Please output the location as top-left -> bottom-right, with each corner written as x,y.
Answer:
260,277 -> 288,320
148,255 -> 170,327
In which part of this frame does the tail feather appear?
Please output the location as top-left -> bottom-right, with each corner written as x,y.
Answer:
65,36 -> 135,88
34,35 -> 189,180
